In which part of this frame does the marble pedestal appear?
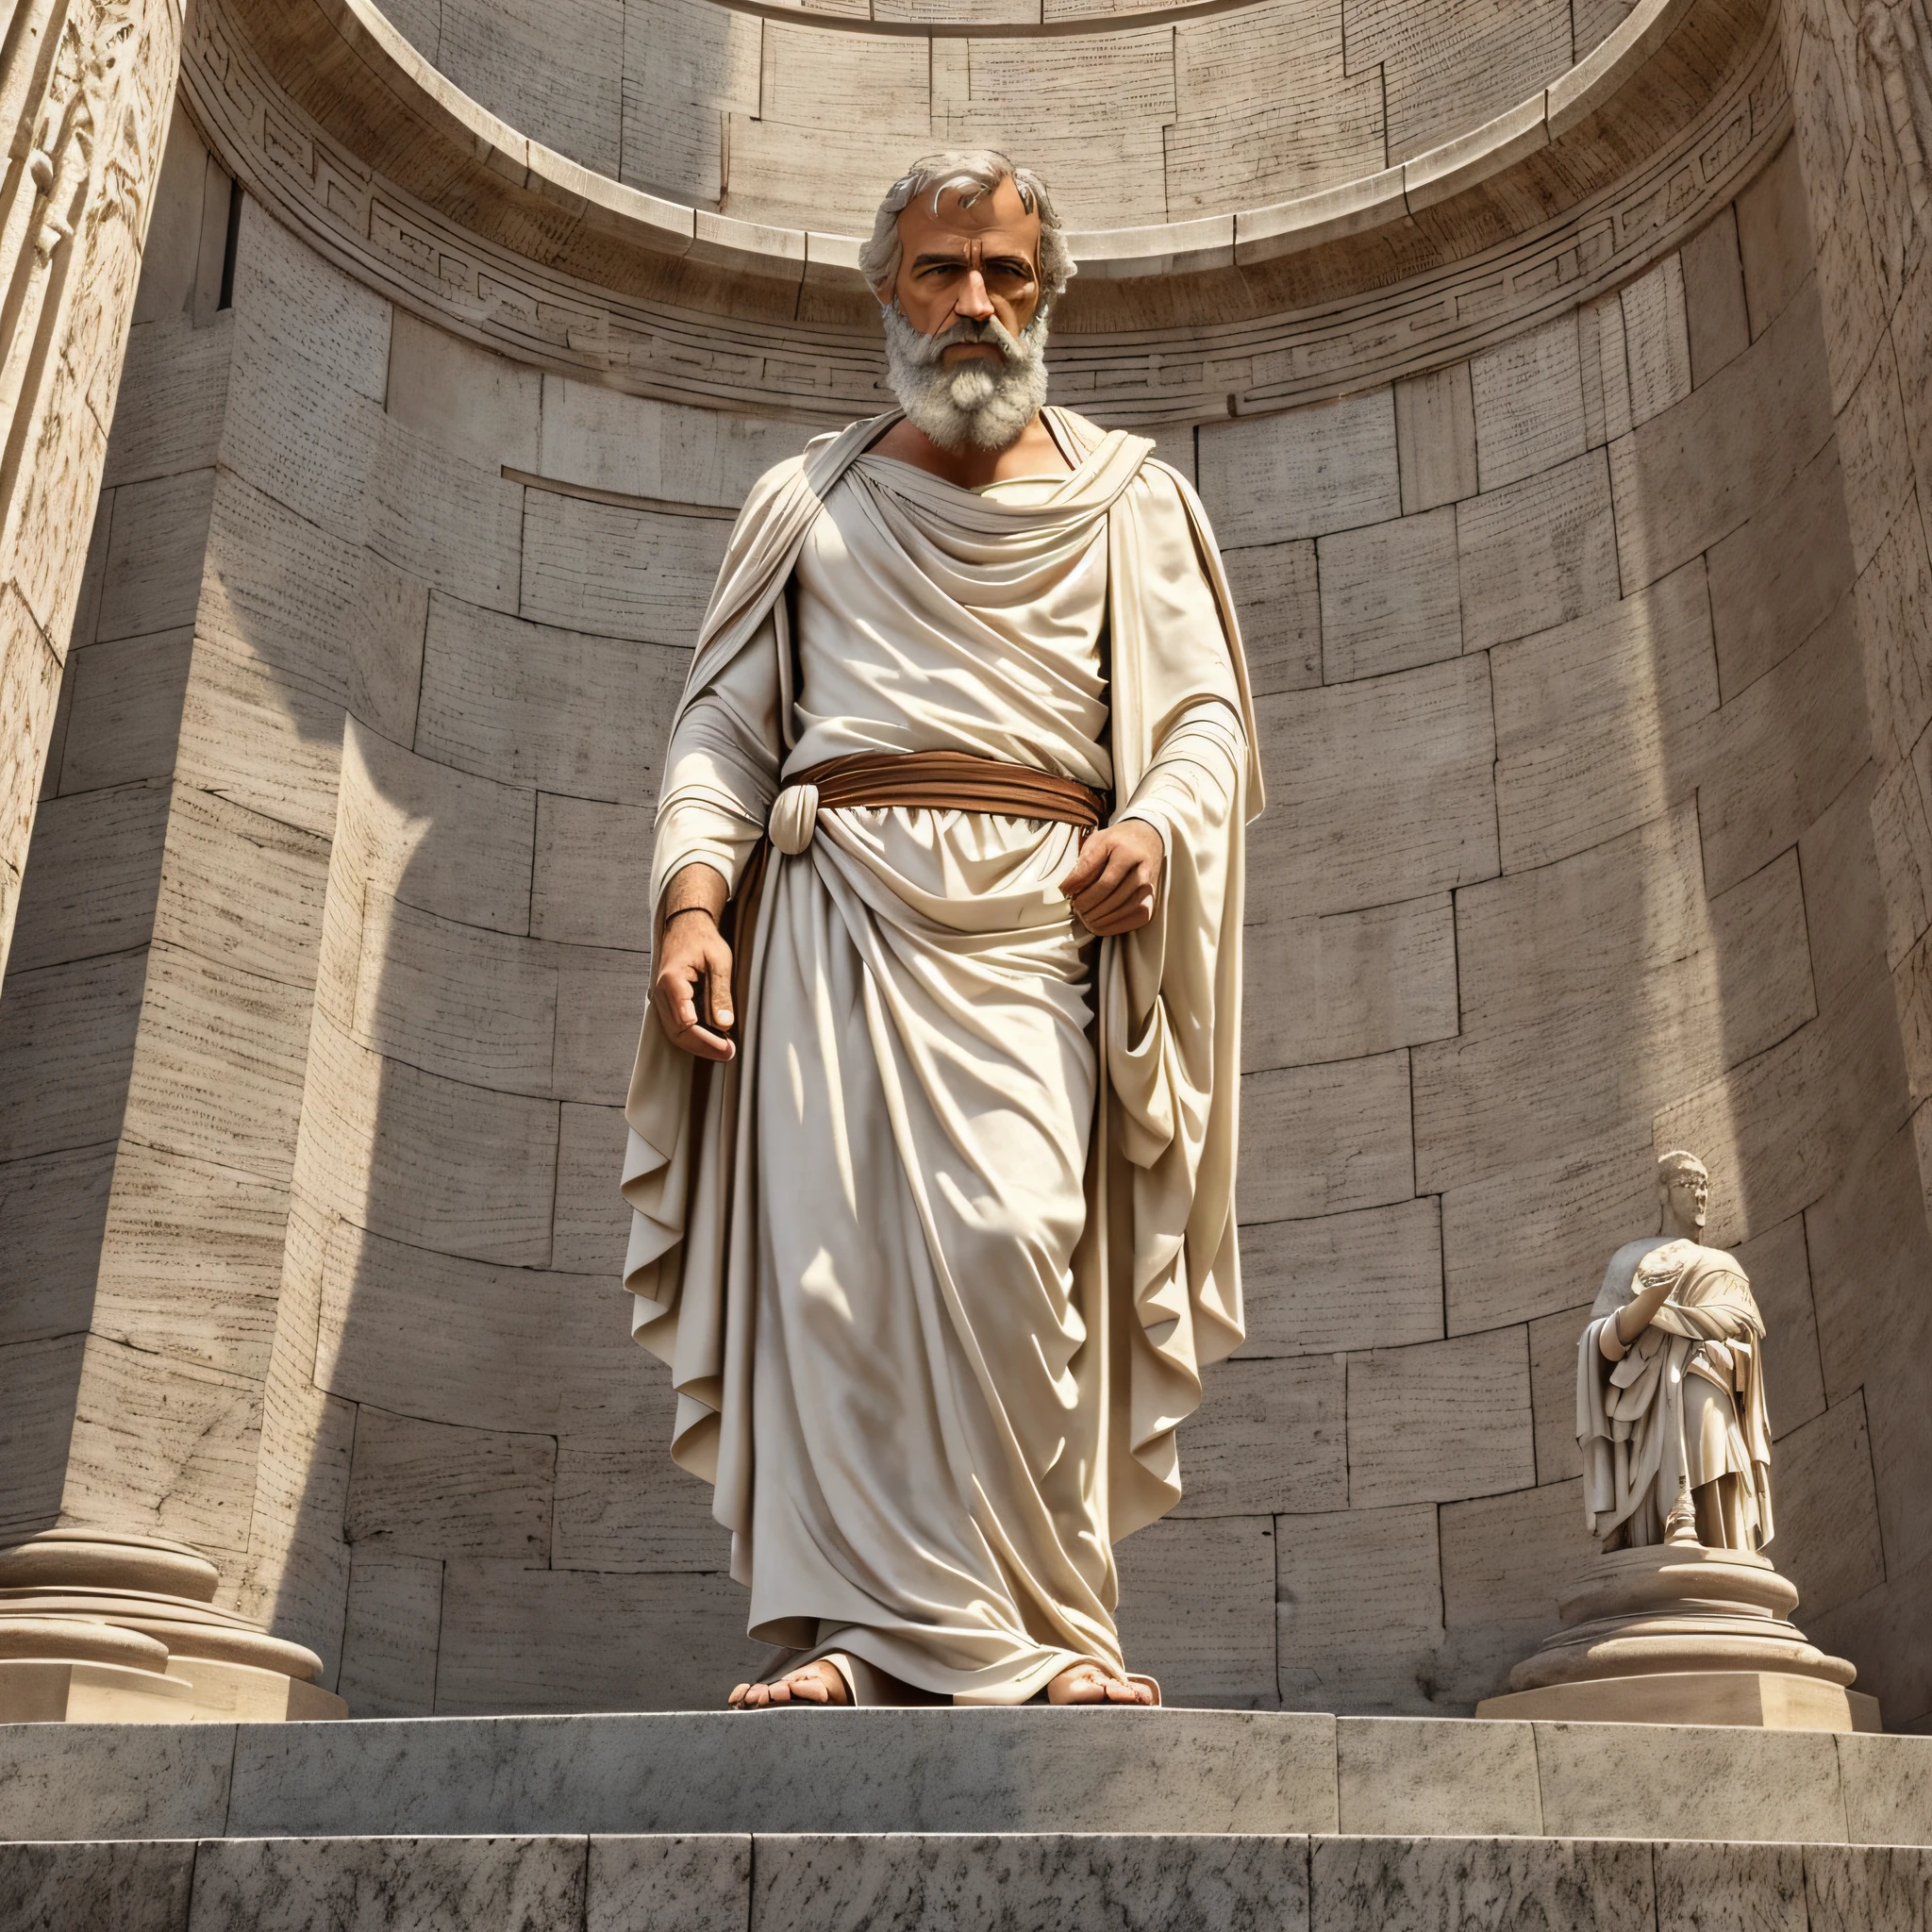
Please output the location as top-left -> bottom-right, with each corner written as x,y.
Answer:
0,1530 -> 345,1725
1477,1544 -> 1871,1730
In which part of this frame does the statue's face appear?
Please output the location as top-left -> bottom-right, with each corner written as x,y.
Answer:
1664,1168 -> 1708,1233
887,176 -> 1043,362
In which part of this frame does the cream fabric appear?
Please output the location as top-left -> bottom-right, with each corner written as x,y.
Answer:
1578,1237 -> 1774,1552
621,408 -> 1260,1702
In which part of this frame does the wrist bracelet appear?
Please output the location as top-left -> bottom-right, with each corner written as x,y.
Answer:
664,905 -> 718,926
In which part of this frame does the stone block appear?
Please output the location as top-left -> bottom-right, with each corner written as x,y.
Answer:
1243,893 -> 1457,1072
1197,390 -> 1400,546
187,1834 -> 588,1932
0,1840 -> 196,1932
1238,1054 -> 1413,1223
1471,314 -> 1586,491
336,1548 -> 443,1718
553,1417 -> 731,1576
1457,447 -> 1621,651
9,781 -> 168,970
532,794 -> 654,950
752,1834 -> 1308,1932
94,469 -> 214,644
56,629 -> 193,792
353,891 -> 558,1095
1856,490 -> 1932,774
344,1405 -> 556,1560
1707,437 -> 1855,702
230,196 -> 391,405
588,1836 -> 750,1932
0,1144 -> 113,1345
60,1334 -> 260,1557
89,1140 -> 290,1379
1173,1357 -> 1346,1516
552,944 -> 649,1106
0,1333 -> 85,1542
1490,559 -> 1718,873
345,551 -> 429,751
1609,279 -> 1834,593
1681,206 -> 1753,387
1114,1515 -> 1277,1707
388,310 -> 541,472
1620,254 -> 1693,427
440,0 -> 623,172
761,20 -> 930,130
1737,139 -> 1815,339
300,1015 -> 558,1267
418,595 -> 688,806
518,487 -> 727,648
1773,1395 -> 1886,1624
1736,1216 -> 1826,1439
1838,1730 -> 1932,1845
316,1219 -> 651,1436
1346,1329 -> 1535,1508
1806,1845 -> 1932,1932
1526,1303 -> 1591,1488
1654,1841 -> 1806,1932
618,0 -> 757,210
1221,539 -> 1320,696
1249,657 -> 1497,917
1318,507 -> 1461,682
0,1724 -> 232,1840
1535,1721 -> 1847,1842
368,414 -> 524,615
1310,1836 -> 1653,1932
1709,847 -> 1817,1067
101,310 -> 231,490
1334,1717 -> 1541,1835
118,941 -> 310,1179
434,1562 -> 767,1713
554,1100 -> 631,1276
1580,291 -> 1633,450
1393,362 -> 1477,516
1276,1505 -> 1443,1714
0,951 -> 145,1163
1801,767 -> 1887,1011
1236,1198 -> 1443,1359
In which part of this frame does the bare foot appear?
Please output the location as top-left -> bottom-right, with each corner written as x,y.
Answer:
726,1659 -> 850,1709
1046,1663 -> 1157,1706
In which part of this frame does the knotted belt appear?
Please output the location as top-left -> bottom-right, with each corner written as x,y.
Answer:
725,750 -> 1109,1026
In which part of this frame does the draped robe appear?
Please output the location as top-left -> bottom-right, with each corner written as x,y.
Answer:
618,408 -> 1261,1701
1578,1237 -> 1774,1553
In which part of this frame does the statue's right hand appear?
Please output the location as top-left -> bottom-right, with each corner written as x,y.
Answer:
653,909 -> 737,1061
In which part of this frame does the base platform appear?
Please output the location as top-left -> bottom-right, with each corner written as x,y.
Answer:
1476,1669 -> 1884,1732
3,1709 -> 1929,1928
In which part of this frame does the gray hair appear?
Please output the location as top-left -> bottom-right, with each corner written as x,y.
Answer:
858,150 -> 1075,308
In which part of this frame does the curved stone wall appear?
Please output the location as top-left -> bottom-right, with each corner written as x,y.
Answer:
1,0 -> 1928,1728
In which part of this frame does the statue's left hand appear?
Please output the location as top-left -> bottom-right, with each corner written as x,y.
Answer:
1060,819 -> 1164,935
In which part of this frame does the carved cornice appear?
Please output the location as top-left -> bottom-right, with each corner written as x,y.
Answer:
179,0 -> 1789,423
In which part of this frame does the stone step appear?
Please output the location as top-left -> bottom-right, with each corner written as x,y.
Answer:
3,1830 -> 1931,1930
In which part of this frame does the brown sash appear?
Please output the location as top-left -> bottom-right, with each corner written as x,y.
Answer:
725,751 -> 1108,1030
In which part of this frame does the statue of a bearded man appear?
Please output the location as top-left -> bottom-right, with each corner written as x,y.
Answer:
618,152 -> 1260,1710
1579,1152 -> 1774,1554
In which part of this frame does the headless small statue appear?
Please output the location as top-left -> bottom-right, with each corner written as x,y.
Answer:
1578,1152 -> 1774,1553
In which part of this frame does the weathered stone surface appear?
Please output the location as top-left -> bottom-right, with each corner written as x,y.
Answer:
0,1145 -> 114,1346
1222,540 -> 1321,697
56,631 -> 194,793
387,310 -> 542,471
1736,140 -> 1815,341
368,414 -> 524,615
1277,1505 -> 1442,1715
553,1102 -> 631,1276
336,1548 -> 443,1718
1114,1515 -> 1277,1707
0,1725 -> 232,1842
1654,1840 -> 1806,1932
1318,508 -> 1461,682
1238,1055 -> 1413,1222
1439,1480 -> 1594,1701
1310,1835 -> 1652,1932
8,783 -> 168,971
518,488 -> 726,648
1806,1845 -> 1932,1932
1174,1357 -> 1346,1516
588,1835 -> 750,1932
1345,1330 -> 1535,1508
531,795 -> 654,949
344,1406 -> 556,1560
0,1840 -> 196,1932
1837,1731 -> 1932,1846
1681,208 -> 1753,388
1772,1396 -> 1887,1624
1242,891 -> 1456,1073
94,470 -> 214,646
552,1416 -> 731,1576
1236,1199 -> 1442,1359
1394,362 -> 1477,516
551,944 -> 649,1107
1199,391 -> 1400,546
0,954 -> 145,1163
1249,658 -> 1497,917
1335,1718 -> 1541,1837
753,1833 -> 1308,1932
1457,448 -> 1621,651
1472,315 -> 1586,492
1526,1302 -> 1591,1488
0,1334 -> 86,1543
187,1833 -> 588,1932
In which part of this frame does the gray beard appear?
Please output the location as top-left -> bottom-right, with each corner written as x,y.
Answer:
880,307 -> 1051,453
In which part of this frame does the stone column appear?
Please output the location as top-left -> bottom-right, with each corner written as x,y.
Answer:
0,0 -> 181,983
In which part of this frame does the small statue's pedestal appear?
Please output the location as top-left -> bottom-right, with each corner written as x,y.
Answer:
0,1526 -> 347,1724
1475,1543 -> 1878,1732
